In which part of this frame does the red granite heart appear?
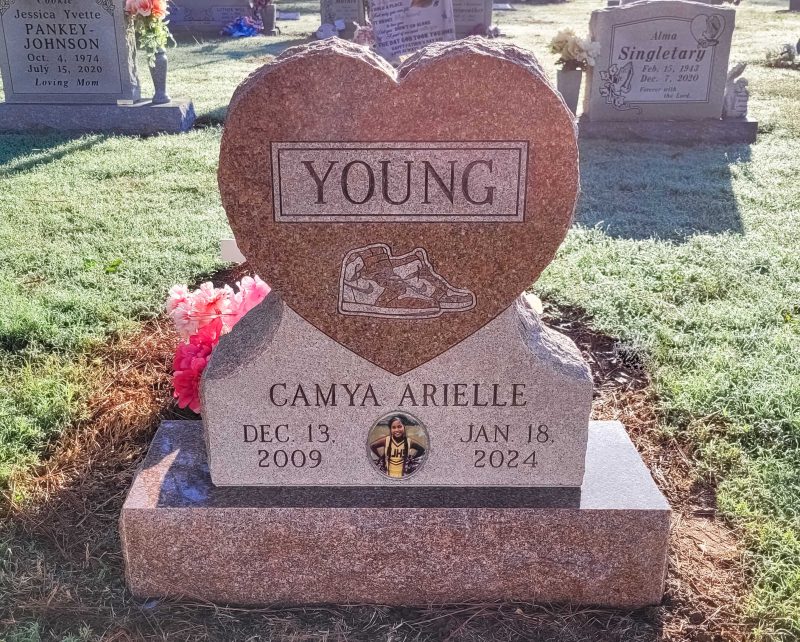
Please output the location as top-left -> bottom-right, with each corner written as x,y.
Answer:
219,38 -> 578,376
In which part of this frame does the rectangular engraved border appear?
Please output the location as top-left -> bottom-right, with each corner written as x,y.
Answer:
608,16 -> 717,106
271,141 -> 529,223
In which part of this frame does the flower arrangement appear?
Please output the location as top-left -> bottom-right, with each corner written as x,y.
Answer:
126,0 -> 174,65
167,276 -> 270,413
764,42 -> 800,70
221,15 -> 264,37
549,29 -> 601,71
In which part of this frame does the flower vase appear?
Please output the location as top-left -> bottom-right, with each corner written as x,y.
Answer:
556,69 -> 582,116
150,48 -> 171,105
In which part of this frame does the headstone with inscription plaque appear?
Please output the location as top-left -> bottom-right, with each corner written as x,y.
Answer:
0,0 -> 195,133
169,0 -> 264,35
369,0 -> 456,60
0,0 -> 139,103
581,0 -> 756,143
120,38 -> 670,608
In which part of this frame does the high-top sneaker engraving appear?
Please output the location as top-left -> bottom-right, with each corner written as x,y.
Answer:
410,249 -> 476,311
338,243 -> 476,319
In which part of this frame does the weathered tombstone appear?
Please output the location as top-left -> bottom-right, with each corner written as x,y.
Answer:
369,0 -> 456,59
0,0 -> 195,133
169,0 -> 263,35
320,0 -> 366,39
453,0 -> 493,38
120,38 -> 670,606
582,0 -> 756,143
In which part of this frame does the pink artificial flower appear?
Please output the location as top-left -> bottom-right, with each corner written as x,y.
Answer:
126,0 -> 154,16
166,284 -> 190,313
230,275 -> 271,325
166,284 -> 197,340
172,318 -> 223,413
167,275 -> 271,416
192,282 -> 235,329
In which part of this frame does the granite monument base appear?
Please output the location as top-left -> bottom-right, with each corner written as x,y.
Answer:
0,100 -> 196,135
121,420 -> 671,608
579,116 -> 758,144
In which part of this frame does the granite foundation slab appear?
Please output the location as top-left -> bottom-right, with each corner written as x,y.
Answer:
120,420 -> 671,607
579,116 -> 757,144
0,100 -> 196,135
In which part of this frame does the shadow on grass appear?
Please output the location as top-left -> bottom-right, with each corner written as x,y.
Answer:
577,140 -> 750,242
0,134 -> 107,177
172,35 -> 310,59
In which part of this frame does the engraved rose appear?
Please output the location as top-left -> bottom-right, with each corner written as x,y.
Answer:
598,62 -> 638,111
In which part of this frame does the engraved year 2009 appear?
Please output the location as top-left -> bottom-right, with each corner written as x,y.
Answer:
242,423 -> 333,470
258,448 -> 322,468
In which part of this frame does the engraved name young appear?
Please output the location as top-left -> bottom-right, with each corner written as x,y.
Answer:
273,141 -> 528,223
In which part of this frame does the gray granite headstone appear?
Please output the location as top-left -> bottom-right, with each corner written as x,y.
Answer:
320,0 -> 365,39
0,0 -> 140,103
586,0 -> 735,121
169,0 -> 261,34
453,0 -> 492,38
202,294 -> 592,487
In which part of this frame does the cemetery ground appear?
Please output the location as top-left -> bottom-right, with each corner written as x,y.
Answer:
0,0 -> 798,638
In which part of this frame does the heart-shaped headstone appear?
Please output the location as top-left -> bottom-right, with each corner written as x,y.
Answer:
219,38 -> 578,375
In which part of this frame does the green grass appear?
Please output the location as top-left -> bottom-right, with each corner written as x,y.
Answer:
0,0 -> 799,638
0,130 -> 229,483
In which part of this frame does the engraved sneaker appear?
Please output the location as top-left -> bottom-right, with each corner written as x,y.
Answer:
403,248 -> 476,312
338,244 -> 475,319
340,244 -> 439,318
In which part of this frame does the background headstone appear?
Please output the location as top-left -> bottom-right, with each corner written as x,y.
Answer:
170,0 -> 262,34
368,0 -> 456,59
320,0 -> 366,39
585,0 -> 735,121
453,0 -> 493,38
0,0 -> 140,103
